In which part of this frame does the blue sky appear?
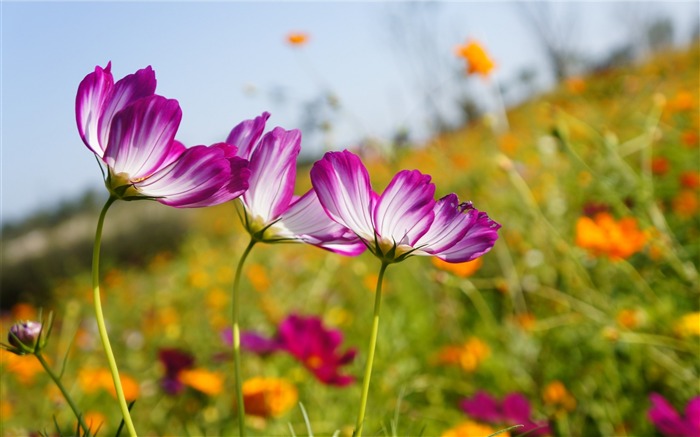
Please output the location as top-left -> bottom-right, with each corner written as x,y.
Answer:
2,1 -> 698,223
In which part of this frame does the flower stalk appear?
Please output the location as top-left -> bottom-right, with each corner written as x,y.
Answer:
232,238 -> 257,436
92,196 -> 137,437
354,261 -> 389,437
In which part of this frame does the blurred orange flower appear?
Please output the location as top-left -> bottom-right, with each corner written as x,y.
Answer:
179,368 -> 224,396
566,77 -> 586,94
672,190 -> 699,218
78,368 -> 140,401
681,130 -> 699,148
543,380 -> 577,413
83,411 -> 107,432
242,377 -> 298,417
442,420 -> 505,437
679,171 -> 700,189
616,308 -> 642,329
0,349 -> 44,384
668,91 -> 695,112
651,156 -> 670,175
455,39 -> 495,77
286,32 -> 309,46
11,303 -> 37,321
575,213 -> 647,260
246,263 -> 271,292
436,337 -> 490,372
433,257 -> 483,278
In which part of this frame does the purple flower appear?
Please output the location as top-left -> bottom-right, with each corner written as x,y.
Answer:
77,63 -> 250,207
225,114 -> 365,255
648,393 -> 700,437
225,314 -> 356,386
158,348 -> 195,395
310,150 -> 500,263
8,321 -> 42,351
460,391 -> 551,436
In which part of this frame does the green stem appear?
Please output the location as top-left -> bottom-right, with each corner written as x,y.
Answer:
36,352 -> 90,436
92,196 -> 137,437
354,261 -> 389,437
232,238 -> 256,436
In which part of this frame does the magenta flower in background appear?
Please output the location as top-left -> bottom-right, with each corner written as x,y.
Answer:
77,63 -> 250,207
310,150 -> 500,263
158,348 -> 195,395
225,113 -> 365,255
648,393 -> 700,437
223,314 -> 357,386
460,390 -> 552,436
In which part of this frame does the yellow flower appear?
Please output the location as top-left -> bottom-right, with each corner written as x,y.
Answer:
455,39 -> 496,77
674,312 -> 700,338
286,32 -> 309,46
432,257 -> 483,278
435,337 -> 490,372
442,420 -> 506,437
616,309 -> 641,329
242,377 -> 298,418
543,380 -> 577,413
179,368 -> 224,396
575,213 -> 647,260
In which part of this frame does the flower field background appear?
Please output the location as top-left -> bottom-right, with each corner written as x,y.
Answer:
2,43 -> 699,436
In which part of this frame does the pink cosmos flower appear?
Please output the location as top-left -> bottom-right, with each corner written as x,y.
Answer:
648,393 -> 700,437
460,390 -> 552,436
77,63 -> 250,207
310,150 -> 500,263
223,314 -> 356,386
225,113 -> 364,255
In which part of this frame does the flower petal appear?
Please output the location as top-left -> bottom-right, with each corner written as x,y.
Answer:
97,66 -> 157,153
276,190 -> 366,255
135,143 -> 247,208
415,194 -> 472,253
243,127 -> 301,223
76,62 -> 114,156
104,95 -> 182,179
225,112 -> 270,160
374,170 -> 435,246
310,150 -> 375,242
433,205 -> 500,263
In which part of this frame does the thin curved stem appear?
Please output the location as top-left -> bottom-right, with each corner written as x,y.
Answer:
92,196 -> 137,437
232,238 -> 257,436
354,261 -> 389,437
36,352 -> 90,436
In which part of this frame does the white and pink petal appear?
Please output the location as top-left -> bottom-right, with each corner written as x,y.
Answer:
310,150 -> 376,242
433,208 -> 500,263
104,95 -> 182,180
225,112 -> 270,160
76,62 -> 114,156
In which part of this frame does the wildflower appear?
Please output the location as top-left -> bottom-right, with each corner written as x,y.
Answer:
542,381 -> 577,413
565,77 -> 586,94
228,314 -> 357,386
310,150 -> 500,264
226,113 -> 365,255
0,349 -> 44,384
78,368 -> 139,401
679,171 -> 700,190
672,190 -> 699,218
286,32 -> 309,46
575,212 -> 647,260
455,39 -> 496,77
7,321 -> 42,352
178,368 -> 224,396
77,62 -> 250,207
432,257 -> 483,278
668,91 -> 695,112
460,391 -> 551,436
651,157 -> 670,175
648,393 -> 700,437
158,348 -> 195,395
435,337 -> 490,372
442,420 -> 505,437
616,309 -> 642,329
674,312 -> 700,338
242,377 -> 298,417
681,130 -> 699,148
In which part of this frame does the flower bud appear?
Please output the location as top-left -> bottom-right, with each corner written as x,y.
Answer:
9,321 -> 42,351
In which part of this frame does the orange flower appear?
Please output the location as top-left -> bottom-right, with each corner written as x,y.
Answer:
286,32 -> 309,46
78,368 -> 140,401
681,130 -> 699,148
575,213 -> 647,260
246,263 -> 271,292
0,349 -> 44,384
543,380 -> 577,412
455,39 -> 496,77
432,257 -> 483,278
616,309 -> 641,329
435,337 -> 490,372
668,91 -> 695,112
651,157 -> 670,175
672,190 -> 699,218
242,377 -> 298,417
566,77 -> 586,94
442,421 -> 505,437
83,411 -> 107,431
679,171 -> 700,190
179,368 -> 224,396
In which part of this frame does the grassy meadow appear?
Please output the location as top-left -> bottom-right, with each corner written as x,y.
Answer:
1,44 -> 699,436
